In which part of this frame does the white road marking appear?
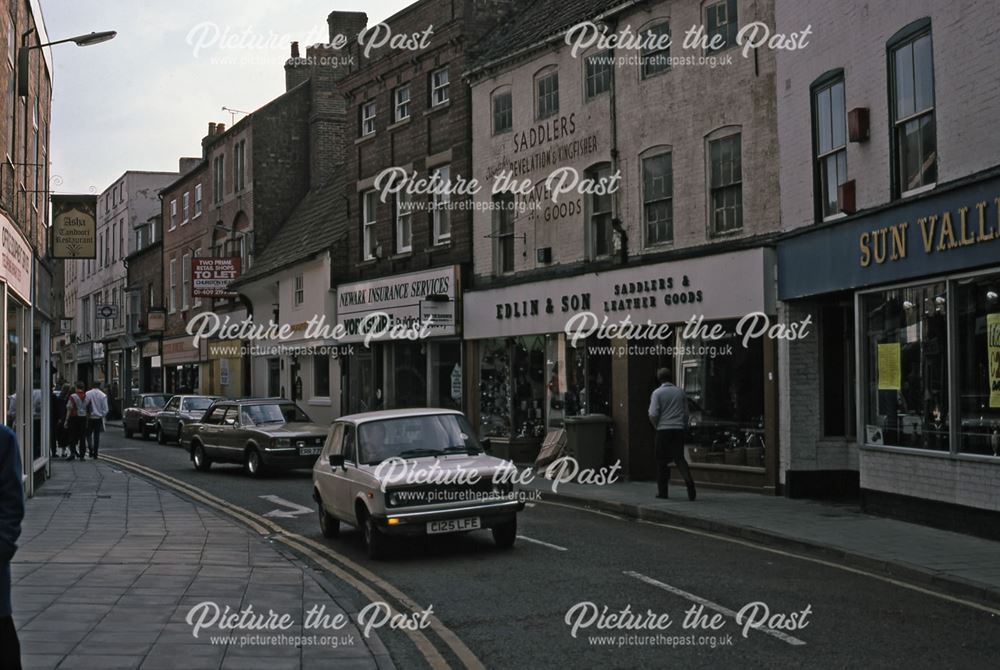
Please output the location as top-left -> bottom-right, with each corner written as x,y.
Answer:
259,494 -> 313,518
524,502 -> 536,508
624,570 -> 806,646
536,499 -> 625,520
517,535 -> 568,551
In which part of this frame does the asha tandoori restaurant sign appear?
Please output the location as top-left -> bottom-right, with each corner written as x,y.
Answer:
51,194 -> 97,259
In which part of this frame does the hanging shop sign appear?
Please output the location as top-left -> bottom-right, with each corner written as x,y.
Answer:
50,195 -> 98,259
464,248 -> 774,339
336,265 -> 459,343
192,257 -> 241,298
0,212 -> 33,303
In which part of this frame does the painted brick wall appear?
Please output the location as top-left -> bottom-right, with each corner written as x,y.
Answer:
861,448 -> 1000,512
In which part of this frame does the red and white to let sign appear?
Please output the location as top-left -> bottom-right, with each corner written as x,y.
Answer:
192,257 -> 241,298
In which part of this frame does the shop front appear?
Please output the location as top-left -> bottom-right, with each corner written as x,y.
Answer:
138,339 -> 162,392
335,265 -> 462,416
162,336 -> 201,394
464,247 -> 778,486
204,339 -> 244,398
778,169 -> 1000,534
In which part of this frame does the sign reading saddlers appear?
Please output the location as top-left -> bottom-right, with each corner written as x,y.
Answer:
192,257 -> 241,298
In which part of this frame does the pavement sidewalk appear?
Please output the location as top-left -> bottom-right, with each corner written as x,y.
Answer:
523,476 -> 1000,608
11,460 -> 396,670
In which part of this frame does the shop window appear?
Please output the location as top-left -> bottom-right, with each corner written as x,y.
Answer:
492,87 -> 512,134
862,282 -> 948,450
267,358 -> 280,397
477,337 -> 546,439
492,192 -> 515,274
956,274 -> 1000,456
585,52 -> 611,98
707,131 -> 742,235
429,341 -> 462,411
640,22 -> 670,79
812,74 -> 847,220
535,67 -> 559,120
313,354 -> 330,398
889,21 -> 936,197
479,338 -> 512,438
642,150 -> 673,246
586,163 -> 613,258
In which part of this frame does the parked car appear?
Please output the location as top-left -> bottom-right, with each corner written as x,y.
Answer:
181,399 -> 327,477
156,395 -> 222,444
313,408 -> 524,559
123,393 -> 171,439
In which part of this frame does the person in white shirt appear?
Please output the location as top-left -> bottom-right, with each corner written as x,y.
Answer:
84,382 -> 109,459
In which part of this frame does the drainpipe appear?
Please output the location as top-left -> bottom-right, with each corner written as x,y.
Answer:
606,17 -> 627,265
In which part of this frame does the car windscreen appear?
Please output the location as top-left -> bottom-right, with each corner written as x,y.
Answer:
184,397 -> 214,412
241,403 -> 311,425
143,396 -> 167,409
357,414 -> 482,465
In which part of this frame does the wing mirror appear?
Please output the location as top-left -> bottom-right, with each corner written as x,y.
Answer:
224,418 -> 237,426
328,454 -> 345,468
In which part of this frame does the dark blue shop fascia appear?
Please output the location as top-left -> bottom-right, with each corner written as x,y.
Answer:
778,169 -> 1000,300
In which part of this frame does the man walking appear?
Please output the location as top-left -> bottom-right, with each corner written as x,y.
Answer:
84,382 -> 108,459
64,382 -> 89,461
0,423 -> 24,670
648,368 -> 696,501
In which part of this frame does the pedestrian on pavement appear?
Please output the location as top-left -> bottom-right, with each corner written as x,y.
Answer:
0,423 -> 24,670
84,382 -> 108,459
64,382 -> 90,461
53,384 -> 71,458
648,367 -> 696,501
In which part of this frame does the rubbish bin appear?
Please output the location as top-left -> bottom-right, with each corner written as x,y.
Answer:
562,414 -> 613,471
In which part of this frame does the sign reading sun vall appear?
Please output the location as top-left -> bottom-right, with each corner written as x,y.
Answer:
51,194 -> 98,259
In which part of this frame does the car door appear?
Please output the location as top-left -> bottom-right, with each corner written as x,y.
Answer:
332,425 -> 360,520
198,405 -> 227,457
316,422 -> 344,515
161,397 -> 180,436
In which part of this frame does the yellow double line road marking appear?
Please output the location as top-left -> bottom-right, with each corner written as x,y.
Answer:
100,454 -> 485,670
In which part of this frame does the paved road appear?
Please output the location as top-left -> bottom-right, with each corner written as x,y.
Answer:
96,429 -> 1000,670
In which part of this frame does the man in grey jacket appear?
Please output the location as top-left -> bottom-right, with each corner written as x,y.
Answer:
0,424 -> 24,669
648,368 -> 696,501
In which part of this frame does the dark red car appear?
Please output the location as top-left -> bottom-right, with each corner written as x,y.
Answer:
123,393 -> 170,439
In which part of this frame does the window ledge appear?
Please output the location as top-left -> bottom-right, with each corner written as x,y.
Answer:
388,117 -> 411,131
391,250 -> 412,260
900,183 -> 937,199
355,134 -> 376,146
423,101 -> 451,117
430,239 -> 452,251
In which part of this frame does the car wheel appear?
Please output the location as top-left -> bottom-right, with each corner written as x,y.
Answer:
192,443 -> 213,471
244,448 -> 264,478
492,518 -> 517,549
157,424 -> 166,444
317,497 -> 340,538
362,511 -> 388,560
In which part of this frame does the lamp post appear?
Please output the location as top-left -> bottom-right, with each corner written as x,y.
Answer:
18,30 -> 117,95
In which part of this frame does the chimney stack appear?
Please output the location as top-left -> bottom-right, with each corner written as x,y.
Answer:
291,41 -> 300,58
208,122 -> 217,136
216,123 -> 226,135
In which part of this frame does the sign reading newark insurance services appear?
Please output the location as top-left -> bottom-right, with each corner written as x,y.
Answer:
192,257 -> 241,298
1,212 -> 32,303
336,265 -> 458,343
50,194 -> 97,259
463,248 -> 774,339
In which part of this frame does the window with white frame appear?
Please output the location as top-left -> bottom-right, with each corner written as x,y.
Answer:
641,22 -> 671,78
586,163 -> 613,258
643,151 -> 673,245
705,0 -> 738,53
890,24 -> 936,196
169,199 -> 177,229
234,139 -> 247,191
213,154 -> 225,203
708,131 -> 743,235
362,190 -> 378,260
394,85 -> 411,122
361,100 -> 376,136
181,253 -> 191,310
168,259 -> 177,313
493,192 -> 515,274
432,165 -> 451,244
492,88 -> 512,134
194,183 -> 203,217
585,52 -> 611,98
396,191 -> 412,253
813,76 -> 847,219
182,191 -> 190,224
193,248 -> 202,308
536,68 -> 559,120
294,274 -> 304,306
431,68 -> 449,106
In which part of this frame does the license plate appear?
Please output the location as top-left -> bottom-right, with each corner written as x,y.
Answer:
427,517 -> 481,534
299,447 -> 322,456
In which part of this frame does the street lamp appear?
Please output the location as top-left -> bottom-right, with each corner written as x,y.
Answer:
18,29 -> 117,94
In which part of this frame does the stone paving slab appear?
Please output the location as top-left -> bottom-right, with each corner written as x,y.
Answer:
523,477 -> 1000,607
11,461 -> 396,670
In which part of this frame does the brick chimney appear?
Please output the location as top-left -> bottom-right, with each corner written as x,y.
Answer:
327,11 -> 367,46
202,122 -> 225,158
285,41 -> 310,91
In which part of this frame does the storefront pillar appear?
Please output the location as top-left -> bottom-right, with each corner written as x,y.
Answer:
763,333 -> 779,491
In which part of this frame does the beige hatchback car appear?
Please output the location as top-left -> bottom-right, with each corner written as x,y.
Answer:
312,408 -> 524,559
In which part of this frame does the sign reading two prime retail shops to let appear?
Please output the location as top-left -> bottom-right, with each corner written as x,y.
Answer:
192,257 -> 241,298
50,195 -> 97,259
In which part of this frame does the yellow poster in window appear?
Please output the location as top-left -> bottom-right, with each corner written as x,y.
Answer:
877,343 -> 901,391
988,314 -> 1000,408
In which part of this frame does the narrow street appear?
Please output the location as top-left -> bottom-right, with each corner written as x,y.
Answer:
96,429 -> 1000,669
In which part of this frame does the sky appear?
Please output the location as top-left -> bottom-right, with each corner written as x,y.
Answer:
44,0 -> 411,195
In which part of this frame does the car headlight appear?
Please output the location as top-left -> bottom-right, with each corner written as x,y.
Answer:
387,491 -> 401,507
272,438 -> 292,449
